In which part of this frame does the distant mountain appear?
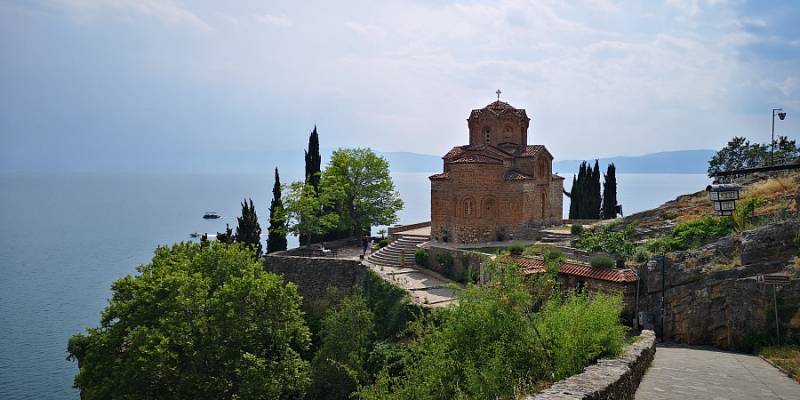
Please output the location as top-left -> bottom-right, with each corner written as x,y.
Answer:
552,149 -> 715,175
381,149 -> 716,174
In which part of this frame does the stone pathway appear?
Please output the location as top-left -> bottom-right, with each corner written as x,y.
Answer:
367,264 -> 457,307
636,345 -> 800,400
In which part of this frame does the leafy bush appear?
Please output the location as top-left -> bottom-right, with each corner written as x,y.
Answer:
414,248 -> 427,266
359,261 -> 625,399
633,246 -> 651,263
570,224 -> 584,235
535,292 -> 626,379
732,196 -> 767,231
646,215 -> 735,253
67,243 -> 312,400
575,223 -> 636,260
434,252 -> 454,268
590,254 -> 615,269
310,295 -> 375,400
377,239 -> 389,249
505,243 -> 526,255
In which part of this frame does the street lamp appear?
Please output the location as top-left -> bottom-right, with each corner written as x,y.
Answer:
771,108 -> 787,165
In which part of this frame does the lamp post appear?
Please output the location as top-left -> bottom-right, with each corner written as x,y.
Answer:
771,108 -> 787,165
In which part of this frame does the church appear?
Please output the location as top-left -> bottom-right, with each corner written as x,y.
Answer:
429,97 -> 564,243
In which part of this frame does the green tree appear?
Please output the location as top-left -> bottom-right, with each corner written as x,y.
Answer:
305,126 -> 322,192
310,295 -> 375,400
708,136 -> 767,175
321,148 -> 404,236
567,174 -> 579,219
589,160 -> 602,219
236,198 -> 262,257
283,181 -> 341,242
216,223 -> 235,244
267,168 -> 288,253
601,163 -> 618,219
67,242 -> 311,400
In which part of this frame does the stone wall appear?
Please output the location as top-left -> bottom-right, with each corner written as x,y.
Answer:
422,244 -> 490,284
263,254 -> 367,302
528,330 -> 656,400
637,220 -> 800,349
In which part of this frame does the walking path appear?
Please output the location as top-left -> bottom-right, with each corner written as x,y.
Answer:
636,345 -> 800,400
365,233 -> 457,307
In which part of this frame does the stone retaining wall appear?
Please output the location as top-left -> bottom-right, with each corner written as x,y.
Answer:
528,330 -> 656,400
263,254 -> 367,302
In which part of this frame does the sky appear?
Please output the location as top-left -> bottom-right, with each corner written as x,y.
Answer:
1,0 -> 799,172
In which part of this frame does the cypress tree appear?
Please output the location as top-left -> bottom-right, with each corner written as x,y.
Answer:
235,198 -> 262,257
267,168 -> 288,253
602,163 -> 618,219
305,126 -> 322,191
570,162 -> 588,219
590,160 -> 602,219
302,126 -> 322,245
568,174 -> 578,219
216,224 -> 235,244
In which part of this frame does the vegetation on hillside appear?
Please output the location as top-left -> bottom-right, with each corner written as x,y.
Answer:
359,260 -> 626,400
67,243 -> 311,400
759,346 -> 800,383
707,135 -> 799,176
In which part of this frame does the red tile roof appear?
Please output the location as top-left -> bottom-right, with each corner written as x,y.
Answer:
510,256 -> 638,284
443,146 -> 467,159
518,145 -> 545,157
429,172 -> 450,180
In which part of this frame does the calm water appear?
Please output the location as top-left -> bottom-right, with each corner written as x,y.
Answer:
0,172 -> 709,399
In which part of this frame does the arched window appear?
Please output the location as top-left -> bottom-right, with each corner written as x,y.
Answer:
462,197 -> 475,217
503,126 -> 512,141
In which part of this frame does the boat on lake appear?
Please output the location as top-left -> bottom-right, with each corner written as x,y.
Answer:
189,232 -> 201,238
202,212 -> 221,219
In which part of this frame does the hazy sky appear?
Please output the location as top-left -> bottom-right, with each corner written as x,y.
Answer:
1,0 -> 798,172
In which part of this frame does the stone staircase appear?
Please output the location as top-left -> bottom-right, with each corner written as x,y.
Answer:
539,230 -> 575,244
367,235 -> 428,267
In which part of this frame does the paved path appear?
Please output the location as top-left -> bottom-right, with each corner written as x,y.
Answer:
366,264 -> 457,307
636,345 -> 800,400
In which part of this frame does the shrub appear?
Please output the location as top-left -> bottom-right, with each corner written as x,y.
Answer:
414,248 -> 427,266
359,261 -> 626,399
590,254 -> 615,269
733,196 -> 767,231
377,239 -> 389,249
506,243 -> 526,255
646,215 -> 735,253
633,246 -> 651,263
434,252 -> 454,269
571,224 -> 584,235
574,223 -> 636,261
310,295 -> 375,400
535,292 -> 626,379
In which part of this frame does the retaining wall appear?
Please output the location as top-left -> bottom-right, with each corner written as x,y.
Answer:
528,330 -> 656,400
263,254 -> 367,302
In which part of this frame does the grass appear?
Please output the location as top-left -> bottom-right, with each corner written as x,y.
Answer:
759,345 -> 800,383
744,176 -> 799,199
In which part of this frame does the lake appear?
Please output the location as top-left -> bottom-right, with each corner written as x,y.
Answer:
0,172 -> 709,399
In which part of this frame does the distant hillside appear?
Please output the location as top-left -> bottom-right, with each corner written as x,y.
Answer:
382,149 -> 716,174
552,149 -> 715,175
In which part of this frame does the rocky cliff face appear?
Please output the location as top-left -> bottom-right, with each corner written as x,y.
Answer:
637,220 -> 800,349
